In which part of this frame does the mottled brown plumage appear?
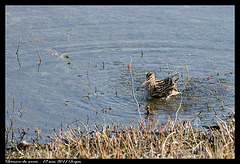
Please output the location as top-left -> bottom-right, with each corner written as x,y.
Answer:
137,72 -> 180,99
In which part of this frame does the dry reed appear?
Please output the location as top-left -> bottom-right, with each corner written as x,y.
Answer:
16,36 -> 21,68
87,57 -> 91,78
185,60 -> 189,89
5,114 -> 235,159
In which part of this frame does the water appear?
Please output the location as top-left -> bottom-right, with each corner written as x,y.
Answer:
5,6 -> 234,144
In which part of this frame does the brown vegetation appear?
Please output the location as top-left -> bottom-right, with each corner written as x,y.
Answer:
5,114 -> 234,159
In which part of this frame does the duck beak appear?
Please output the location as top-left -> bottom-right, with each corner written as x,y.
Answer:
136,80 -> 148,91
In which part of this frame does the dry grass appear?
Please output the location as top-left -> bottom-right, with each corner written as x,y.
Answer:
5,114 -> 235,159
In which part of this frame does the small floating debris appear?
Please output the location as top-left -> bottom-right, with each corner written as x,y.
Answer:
145,106 -> 153,115
146,106 -> 150,114
65,54 -> 69,59
83,93 -> 90,99
225,72 -> 234,75
102,61 -> 105,69
141,49 -> 144,58
101,107 -> 105,113
65,100 -> 69,106
57,53 -> 69,59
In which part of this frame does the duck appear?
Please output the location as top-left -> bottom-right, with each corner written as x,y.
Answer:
136,72 -> 180,99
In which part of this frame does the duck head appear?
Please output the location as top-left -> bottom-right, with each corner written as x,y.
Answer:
136,72 -> 155,91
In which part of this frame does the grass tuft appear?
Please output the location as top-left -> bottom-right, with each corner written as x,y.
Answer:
5,114 -> 234,159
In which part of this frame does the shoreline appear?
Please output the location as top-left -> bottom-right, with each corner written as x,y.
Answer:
5,112 -> 235,159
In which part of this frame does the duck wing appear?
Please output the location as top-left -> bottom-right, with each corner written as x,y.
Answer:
155,73 -> 179,90
156,76 -> 174,88
151,75 -> 179,98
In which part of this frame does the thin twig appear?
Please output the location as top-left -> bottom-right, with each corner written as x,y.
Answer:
129,57 -> 142,121
13,90 -> 15,114
10,116 -> 14,144
189,69 -> 195,84
37,47 -> 42,63
37,47 -> 42,73
79,97 -> 114,124
16,37 -> 21,68
87,57 -> 91,78
213,107 -> 218,116
173,92 -> 183,130
166,63 -> 170,74
19,100 -> 23,118
141,49 -> 144,58
162,131 -> 176,157
221,104 -> 235,114
67,116 -> 87,127
185,60 -> 189,89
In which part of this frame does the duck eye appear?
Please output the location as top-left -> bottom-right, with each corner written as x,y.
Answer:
146,72 -> 153,78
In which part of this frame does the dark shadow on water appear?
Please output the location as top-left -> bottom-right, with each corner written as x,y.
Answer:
145,95 -> 181,111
